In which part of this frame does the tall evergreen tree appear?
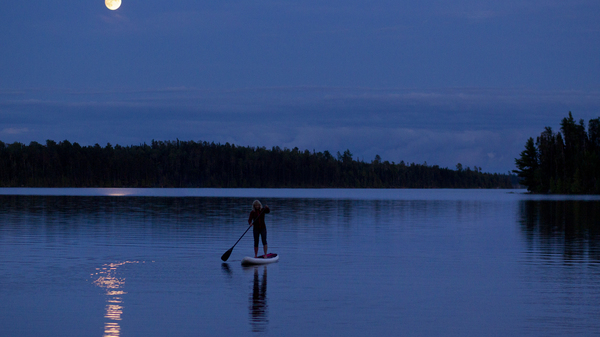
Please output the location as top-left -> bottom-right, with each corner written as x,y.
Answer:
515,112 -> 600,194
514,137 -> 539,192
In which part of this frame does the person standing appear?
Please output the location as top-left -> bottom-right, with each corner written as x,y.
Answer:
248,200 -> 270,258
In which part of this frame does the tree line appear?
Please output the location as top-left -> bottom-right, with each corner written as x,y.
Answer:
0,139 -> 514,188
514,112 -> 600,194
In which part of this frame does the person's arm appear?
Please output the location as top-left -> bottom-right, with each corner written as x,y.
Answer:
263,206 -> 270,214
248,210 -> 256,225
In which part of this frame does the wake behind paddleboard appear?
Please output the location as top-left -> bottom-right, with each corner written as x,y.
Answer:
241,253 -> 279,266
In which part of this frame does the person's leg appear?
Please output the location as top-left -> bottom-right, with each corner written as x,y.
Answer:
253,229 -> 260,258
261,228 -> 268,256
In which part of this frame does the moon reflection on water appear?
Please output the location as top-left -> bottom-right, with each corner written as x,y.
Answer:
93,261 -> 141,337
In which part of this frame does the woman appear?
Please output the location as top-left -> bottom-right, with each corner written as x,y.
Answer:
248,200 -> 270,258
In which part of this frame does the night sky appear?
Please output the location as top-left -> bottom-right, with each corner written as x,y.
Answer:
2,0 -> 600,173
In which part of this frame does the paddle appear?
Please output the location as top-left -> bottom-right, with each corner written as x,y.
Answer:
221,209 -> 263,262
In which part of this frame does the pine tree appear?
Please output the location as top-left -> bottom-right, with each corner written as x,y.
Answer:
514,137 -> 539,192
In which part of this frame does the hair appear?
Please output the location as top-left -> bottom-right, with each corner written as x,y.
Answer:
252,200 -> 262,210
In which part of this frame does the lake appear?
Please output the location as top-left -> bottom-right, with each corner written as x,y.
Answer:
1,188 -> 600,337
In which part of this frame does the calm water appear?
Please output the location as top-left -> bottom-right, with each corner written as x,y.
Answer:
1,189 -> 600,337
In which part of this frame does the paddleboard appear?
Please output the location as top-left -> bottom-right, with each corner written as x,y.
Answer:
241,253 -> 279,266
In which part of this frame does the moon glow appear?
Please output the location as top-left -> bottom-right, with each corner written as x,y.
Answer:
105,0 -> 121,10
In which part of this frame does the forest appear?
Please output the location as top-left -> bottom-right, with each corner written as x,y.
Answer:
514,112 -> 600,194
0,139 -> 514,188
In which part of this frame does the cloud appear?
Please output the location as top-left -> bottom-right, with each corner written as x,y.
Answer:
1,127 -> 29,135
2,86 -> 599,173
272,125 -> 522,172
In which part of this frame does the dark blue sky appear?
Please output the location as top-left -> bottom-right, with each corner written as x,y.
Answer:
2,0 -> 600,173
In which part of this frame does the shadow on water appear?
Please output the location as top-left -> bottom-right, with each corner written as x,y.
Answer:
519,200 -> 600,262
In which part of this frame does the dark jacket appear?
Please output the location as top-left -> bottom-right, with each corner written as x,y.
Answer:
248,207 -> 270,231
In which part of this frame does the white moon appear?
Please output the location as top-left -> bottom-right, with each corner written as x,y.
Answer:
105,0 -> 121,10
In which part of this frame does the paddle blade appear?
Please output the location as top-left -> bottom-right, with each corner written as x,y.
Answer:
221,248 -> 233,261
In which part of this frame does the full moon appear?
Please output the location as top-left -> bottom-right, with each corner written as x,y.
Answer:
105,0 -> 121,10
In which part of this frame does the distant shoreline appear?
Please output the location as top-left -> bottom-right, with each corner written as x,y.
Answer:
2,187 -> 575,201
0,139 -> 516,189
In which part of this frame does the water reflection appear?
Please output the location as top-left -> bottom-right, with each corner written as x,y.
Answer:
249,266 -> 268,332
519,200 -> 600,262
519,200 -> 600,334
221,263 -> 232,278
92,261 -> 139,337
